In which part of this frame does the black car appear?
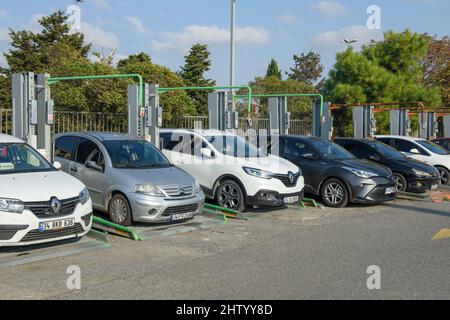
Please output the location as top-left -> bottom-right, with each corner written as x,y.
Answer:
334,138 -> 441,193
433,138 -> 450,151
260,135 -> 396,208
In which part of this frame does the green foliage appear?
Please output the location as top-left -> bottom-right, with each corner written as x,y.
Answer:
266,59 -> 282,80
287,51 -> 324,85
325,30 -> 442,136
179,44 -> 215,115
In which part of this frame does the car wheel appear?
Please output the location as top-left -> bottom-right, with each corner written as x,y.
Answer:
320,178 -> 349,208
436,166 -> 450,185
216,180 -> 246,211
108,194 -> 132,226
393,173 -> 407,192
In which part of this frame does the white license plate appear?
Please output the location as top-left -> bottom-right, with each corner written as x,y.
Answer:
39,218 -> 75,232
284,196 -> 299,204
431,184 -> 439,190
385,187 -> 396,195
171,212 -> 194,221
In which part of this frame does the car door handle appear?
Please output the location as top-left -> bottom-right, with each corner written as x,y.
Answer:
70,166 -> 78,173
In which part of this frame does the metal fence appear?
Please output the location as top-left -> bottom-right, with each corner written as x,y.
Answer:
0,110 -> 312,136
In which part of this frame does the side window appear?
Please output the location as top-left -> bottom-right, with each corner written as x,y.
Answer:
350,144 -> 374,159
55,136 -> 77,160
161,132 -> 192,154
160,132 -> 178,151
394,139 -> 420,153
283,140 -> 313,157
377,138 -> 393,147
76,138 -> 100,165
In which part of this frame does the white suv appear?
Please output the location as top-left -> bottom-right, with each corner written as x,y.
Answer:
376,135 -> 450,185
0,134 -> 92,246
160,129 -> 305,211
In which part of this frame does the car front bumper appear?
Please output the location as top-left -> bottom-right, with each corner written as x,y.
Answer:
349,177 -> 397,204
247,189 -> 304,207
406,176 -> 441,193
0,200 -> 92,247
128,190 -> 206,223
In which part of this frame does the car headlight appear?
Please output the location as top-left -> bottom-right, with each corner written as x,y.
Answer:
194,180 -> 201,193
243,167 -> 274,179
342,166 -> 377,179
0,198 -> 24,214
412,168 -> 431,178
79,188 -> 90,205
135,184 -> 164,197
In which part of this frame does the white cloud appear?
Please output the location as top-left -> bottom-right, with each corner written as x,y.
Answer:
0,54 -> 7,67
0,28 -> 9,43
23,14 -> 44,33
81,22 -> 119,50
314,1 -> 347,17
278,14 -> 299,25
0,10 -> 10,20
125,16 -> 147,34
151,25 -> 269,52
312,25 -> 383,51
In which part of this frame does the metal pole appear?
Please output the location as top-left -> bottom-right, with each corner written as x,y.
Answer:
230,0 -> 236,110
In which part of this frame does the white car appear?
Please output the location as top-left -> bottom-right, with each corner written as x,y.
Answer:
160,129 -> 305,211
376,135 -> 450,185
0,134 -> 92,246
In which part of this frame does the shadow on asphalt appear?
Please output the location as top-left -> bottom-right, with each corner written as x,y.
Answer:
384,202 -> 450,218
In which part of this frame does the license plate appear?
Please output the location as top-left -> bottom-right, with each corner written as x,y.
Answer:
431,184 -> 439,190
39,218 -> 75,232
171,212 -> 194,221
385,187 -> 396,195
284,196 -> 299,204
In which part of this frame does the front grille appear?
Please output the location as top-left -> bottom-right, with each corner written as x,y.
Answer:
24,197 -> 79,218
162,203 -> 199,216
21,223 -> 84,242
161,184 -> 194,197
273,172 -> 301,187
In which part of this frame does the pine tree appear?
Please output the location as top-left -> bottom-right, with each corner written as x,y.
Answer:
266,58 -> 282,80
287,51 -> 324,85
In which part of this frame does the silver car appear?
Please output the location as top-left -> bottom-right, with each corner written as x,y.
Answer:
54,132 -> 205,226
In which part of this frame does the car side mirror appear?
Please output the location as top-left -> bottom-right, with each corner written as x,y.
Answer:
302,153 -> 316,160
53,161 -> 62,170
86,160 -> 103,172
201,148 -> 215,159
410,148 -> 420,155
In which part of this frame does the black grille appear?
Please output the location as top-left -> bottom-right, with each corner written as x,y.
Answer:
81,213 -> 93,226
162,203 -> 199,216
0,225 -> 28,241
273,172 -> 301,187
21,223 -> 85,242
24,197 -> 79,218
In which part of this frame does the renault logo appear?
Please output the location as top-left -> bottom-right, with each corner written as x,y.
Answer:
288,172 -> 295,184
50,197 -> 62,214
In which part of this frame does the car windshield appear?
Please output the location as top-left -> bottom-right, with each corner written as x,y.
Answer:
103,140 -> 171,169
310,139 -> 355,160
368,141 -> 405,160
416,140 -> 450,155
0,143 -> 54,174
206,135 -> 267,158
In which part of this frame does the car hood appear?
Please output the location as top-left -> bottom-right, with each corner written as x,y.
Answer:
222,154 -> 300,175
0,171 -> 85,202
114,166 -> 196,186
389,158 -> 438,174
335,159 -> 391,177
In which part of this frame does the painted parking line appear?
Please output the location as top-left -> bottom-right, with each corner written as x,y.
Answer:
431,228 -> 450,241
0,230 -> 110,269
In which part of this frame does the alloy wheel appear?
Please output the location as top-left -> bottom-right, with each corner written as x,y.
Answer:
324,183 -> 344,205
110,198 -> 128,223
439,168 -> 449,185
218,183 -> 241,209
394,175 -> 404,192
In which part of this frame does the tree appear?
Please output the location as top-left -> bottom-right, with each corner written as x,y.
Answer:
266,59 -> 282,80
287,51 -> 324,85
179,44 -> 216,114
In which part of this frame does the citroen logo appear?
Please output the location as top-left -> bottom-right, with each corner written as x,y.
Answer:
288,171 -> 295,184
50,197 -> 62,214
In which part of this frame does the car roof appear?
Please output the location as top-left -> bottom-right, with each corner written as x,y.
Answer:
57,132 -> 139,141
0,134 -> 25,143
375,135 -> 426,142
160,128 -> 237,137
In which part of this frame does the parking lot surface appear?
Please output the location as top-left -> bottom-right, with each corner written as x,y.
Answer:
0,197 -> 449,300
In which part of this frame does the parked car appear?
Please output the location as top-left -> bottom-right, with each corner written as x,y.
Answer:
259,135 -> 396,208
376,135 -> 450,185
334,138 -> 441,193
433,138 -> 450,152
54,132 -> 205,226
0,134 -> 92,247
159,129 -> 305,211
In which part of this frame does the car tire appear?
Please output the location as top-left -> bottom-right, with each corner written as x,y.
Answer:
436,166 -> 450,185
108,194 -> 133,227
393,173 -> 407,192
216,179 -> 246,211
320,178 -> 349,208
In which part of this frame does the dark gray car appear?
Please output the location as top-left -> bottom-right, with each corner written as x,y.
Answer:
54,132 -> 205,226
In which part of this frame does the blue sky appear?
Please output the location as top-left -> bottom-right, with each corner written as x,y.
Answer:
0,0 -> 449,84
